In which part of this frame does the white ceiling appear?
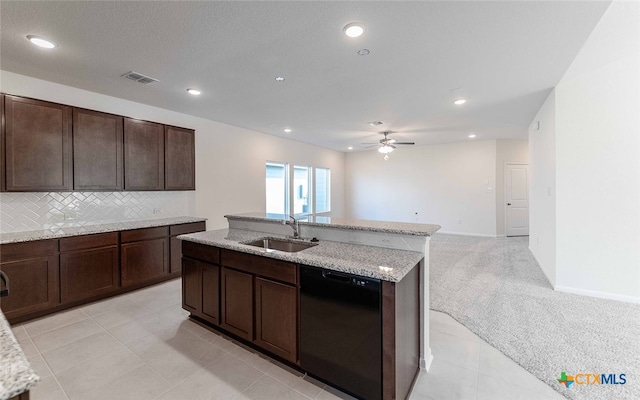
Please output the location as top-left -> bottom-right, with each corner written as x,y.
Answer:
1,1 -> 610,151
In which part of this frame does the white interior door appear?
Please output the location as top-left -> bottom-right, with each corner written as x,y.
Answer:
505,163 -> 529,237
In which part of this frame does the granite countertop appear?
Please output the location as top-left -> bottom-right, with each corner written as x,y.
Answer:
225,212 -> 441,236
0,312 -> 38,400
0,216 -> 207,245
179,228 -> 424,282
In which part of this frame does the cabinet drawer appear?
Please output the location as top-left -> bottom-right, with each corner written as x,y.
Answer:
121,226 -> 169,243
221,250 -> 297,285
170,221 -> 206,236
60,232 -> 118,252
182,241 -> 219,265
1,240 -> 58,262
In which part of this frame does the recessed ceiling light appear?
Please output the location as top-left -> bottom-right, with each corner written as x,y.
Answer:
275,76 -> 285,82
27,35 -> 56,49
468,134 -> 476,138
454,99 -> 467,105
343,23 -> 364,38
284,128 -> 292,133
357,49 -> 370,56
348,146 -> 353,150
186,88 -> 201,95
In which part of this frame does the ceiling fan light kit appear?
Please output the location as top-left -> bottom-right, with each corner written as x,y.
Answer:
361,131 -> 414,160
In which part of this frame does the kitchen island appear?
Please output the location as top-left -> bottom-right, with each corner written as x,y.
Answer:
179,213 -> 439,400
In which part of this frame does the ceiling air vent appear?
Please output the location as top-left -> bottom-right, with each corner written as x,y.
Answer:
121,71 -> 158,84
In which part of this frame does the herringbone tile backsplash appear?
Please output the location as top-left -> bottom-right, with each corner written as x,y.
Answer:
0,191 -> 191,233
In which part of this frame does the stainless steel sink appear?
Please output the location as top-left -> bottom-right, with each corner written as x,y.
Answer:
243,237 -> 318,253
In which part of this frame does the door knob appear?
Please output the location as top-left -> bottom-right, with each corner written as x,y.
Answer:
507,203 -> 511,206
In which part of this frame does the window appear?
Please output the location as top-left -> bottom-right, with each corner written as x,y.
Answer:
266,162 -> 330,216
293,165 -> 312,215
315,167 -> 331,213
266,162 -> 289,216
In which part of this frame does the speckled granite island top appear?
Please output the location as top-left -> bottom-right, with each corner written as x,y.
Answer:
0,216 -> 206,245
225,212 -> 441,236
0,311 -> 38,400
179,228 -> 424,282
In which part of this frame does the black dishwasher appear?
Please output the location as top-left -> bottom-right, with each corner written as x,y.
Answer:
300,265 -> 382,400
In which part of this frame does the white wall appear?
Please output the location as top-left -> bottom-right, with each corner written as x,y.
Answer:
553,0 -> 640,301
345,140 -> 498,236
0,71 -> 345,231
528,0 -> 640,302
528,91 -> 557,286
495,139 -> 529,236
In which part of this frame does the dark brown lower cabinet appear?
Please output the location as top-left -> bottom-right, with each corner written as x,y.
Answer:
201,263 -> 220,325
220,267 -> 253,341
9,390 -> 30,400
60,233 -> 119,303
0,240 -> 59,320
182,243 -> 299,363
169,221 -> 206,275
121,238 -> 169,287
182,258 -> 201,314
182,257 -> 220,326
255,277 -> 297,362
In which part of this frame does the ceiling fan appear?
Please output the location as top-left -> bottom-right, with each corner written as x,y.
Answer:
361,131 -> 415,160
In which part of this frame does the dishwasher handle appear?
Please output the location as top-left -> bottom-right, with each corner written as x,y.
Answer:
322,270 -> 352,284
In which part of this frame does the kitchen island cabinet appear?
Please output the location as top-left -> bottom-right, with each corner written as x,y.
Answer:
179,220 -> 436,399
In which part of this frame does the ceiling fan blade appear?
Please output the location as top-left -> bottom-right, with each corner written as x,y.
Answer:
362,144 -> 379,148
361,142 -> 379,145
394,142 -> 415,145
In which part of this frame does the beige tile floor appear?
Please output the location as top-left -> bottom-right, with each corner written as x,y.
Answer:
11,279 -> 567,400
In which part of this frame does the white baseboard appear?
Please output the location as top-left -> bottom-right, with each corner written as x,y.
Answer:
420,347 -> 434,371
554,285 -> 640,304
529,248 -> 555,287
436,230 -> 497,238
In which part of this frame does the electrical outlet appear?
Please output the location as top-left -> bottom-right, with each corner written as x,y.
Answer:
152,208 -> 162,214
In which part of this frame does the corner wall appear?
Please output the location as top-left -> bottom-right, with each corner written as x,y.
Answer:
528,0 -> 640,302
554,0 -> 640,301
528,92 -> 557,286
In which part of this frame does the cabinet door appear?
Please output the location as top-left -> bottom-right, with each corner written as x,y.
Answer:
73,108 -> 123,190
121,238 -> 169,287
165,126 -> 195,190
201,263 -> 220,325
169,222 -> 206,275
0,255 -> 60,320
182,258 -> 201,314
123,118 -> 164,190
255,277 -> 297,362
221,267 -> 253,340
60,246 -> 119,303
3,95 -> 72,191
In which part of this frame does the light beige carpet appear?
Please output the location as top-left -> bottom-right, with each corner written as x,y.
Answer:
429,233 -> 640,400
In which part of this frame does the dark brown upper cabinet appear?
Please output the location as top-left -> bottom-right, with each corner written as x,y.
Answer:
165,126 -> 195,190
73,108 -> 123,191
124,118 -> 164,190
3,95 -> 72,191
